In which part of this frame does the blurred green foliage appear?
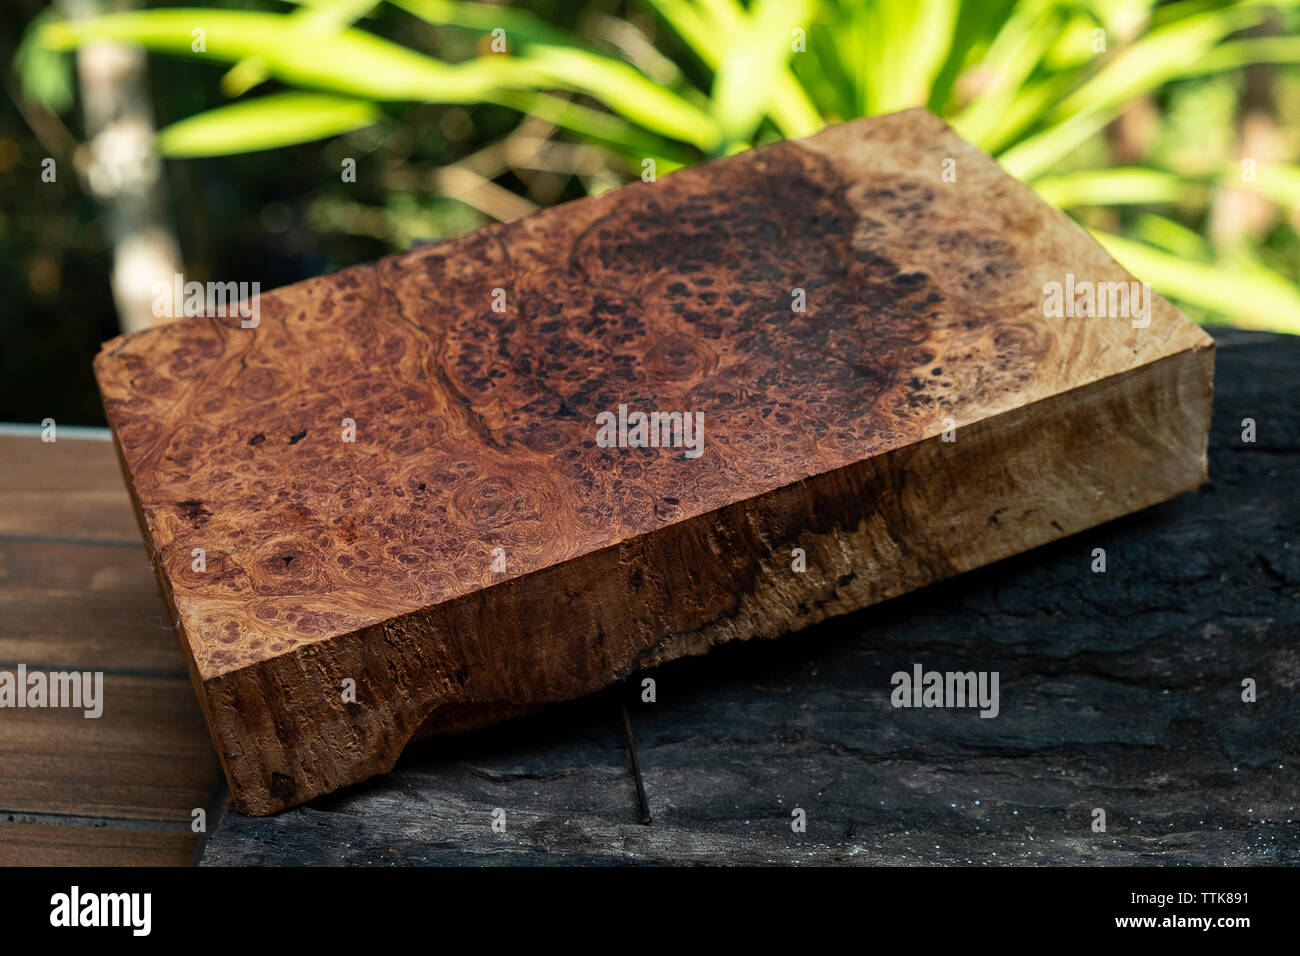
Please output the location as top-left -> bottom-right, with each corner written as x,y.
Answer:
6,0 -> 1300,424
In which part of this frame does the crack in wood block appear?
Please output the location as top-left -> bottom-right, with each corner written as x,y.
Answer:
92,108 -> 1213,815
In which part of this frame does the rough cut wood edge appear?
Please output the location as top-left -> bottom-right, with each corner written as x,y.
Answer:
185,342 -> 1209,815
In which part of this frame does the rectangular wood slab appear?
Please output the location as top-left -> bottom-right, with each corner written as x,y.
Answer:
94,108 -> 1214,815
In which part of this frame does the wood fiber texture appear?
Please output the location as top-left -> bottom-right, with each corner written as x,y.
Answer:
93,108 -> 1214,815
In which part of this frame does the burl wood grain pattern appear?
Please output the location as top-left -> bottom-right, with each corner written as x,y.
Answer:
201,331 -> 1298,866
93,108 -> 1213,815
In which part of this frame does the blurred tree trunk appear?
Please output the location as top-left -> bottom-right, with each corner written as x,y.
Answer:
1210,17 -> 1283,250
62,0 -> 182,334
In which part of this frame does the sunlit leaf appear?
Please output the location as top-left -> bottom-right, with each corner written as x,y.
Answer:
489,90 -> 693,167
951,1 -> 1061,147
221,0 -> 382,97
1051,7 -> 1262,120
1232,164 -> 1300,211
41,9 -> 552,103
1001,5 -> 1271,179
1193,36 -> 1300,71
1130,213 -> 1214,261
710,0 -> 811,147
156,92 -> 380,157
399,0 -> 727,148
390,0 -> 578,50
1030,167 -> 1196,207
15,8 -> 75,114
857,0 -> 960,113
521,46 -> 721,150
1093,230 -> 1300,334
647,0 -> 821,139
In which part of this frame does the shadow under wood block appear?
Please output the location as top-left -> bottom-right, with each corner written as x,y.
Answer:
92,108 -> 1213,816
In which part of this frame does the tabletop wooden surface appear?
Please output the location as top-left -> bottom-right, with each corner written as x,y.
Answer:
0,430 -> 223,866
1,328 -> 1295,866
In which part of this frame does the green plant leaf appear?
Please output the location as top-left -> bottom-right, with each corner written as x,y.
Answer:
1130,213 -> 1214,261
951,0 -> 1062,147
927,0 -> 1020,114
857,0 -> 961,113
647,0 -> 821,139
156,92 -> 381,157
15,8 -> 76,114
1231,163 -> 1300,211
1000,4 -> 1271,179
387,1 -> 725,149
40,9 -> 552,103
1193,36 -> 1300,72
221,0 -> 383,98
488,90 -> 693,167
1030,167 -> 1196,207
389,0 -> 578,50
1092,230 -> 1300,333
976,73 -> 1076,155
520,46 -> 721,150
709,0 -> 811,148
1050,6 -> 1262,121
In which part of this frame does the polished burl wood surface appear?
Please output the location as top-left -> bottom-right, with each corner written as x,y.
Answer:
94,108 -> 1213,814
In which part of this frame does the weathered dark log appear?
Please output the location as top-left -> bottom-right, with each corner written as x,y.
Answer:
200,330 -> 1298,864
95,108 -> 1212,815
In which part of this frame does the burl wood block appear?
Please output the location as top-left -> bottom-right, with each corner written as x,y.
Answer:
94,108 -> 1213,815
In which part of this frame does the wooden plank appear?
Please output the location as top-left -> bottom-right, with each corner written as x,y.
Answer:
203,331 -> 1298,865
0,674 -> 221,820
0,433 -> 141,543
93,108 -> 1213,816
0,434 -> 221,864
0,823 -> 196,867
0,539 -> 184,674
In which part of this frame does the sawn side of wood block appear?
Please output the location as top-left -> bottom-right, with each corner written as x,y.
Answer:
93,108 -> 1214,815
